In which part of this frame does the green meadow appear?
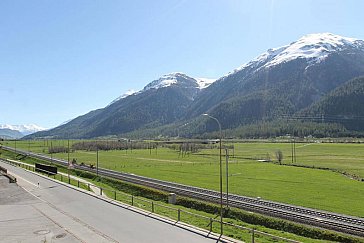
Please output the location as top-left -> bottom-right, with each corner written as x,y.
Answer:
2,140 -> 364,217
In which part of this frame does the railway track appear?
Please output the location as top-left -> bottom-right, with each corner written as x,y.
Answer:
2,145 -> 364,237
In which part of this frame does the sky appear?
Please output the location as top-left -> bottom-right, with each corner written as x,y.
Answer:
1,0 -> 364,129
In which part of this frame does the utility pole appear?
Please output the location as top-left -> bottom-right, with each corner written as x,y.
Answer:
291,136 -> 294,163
203,113 -> 223,236
96,147 -> 99,176
67,139 -> 70,180
294,137 -> 296,163
50,141 -> 53,164
225,148 -> 229,208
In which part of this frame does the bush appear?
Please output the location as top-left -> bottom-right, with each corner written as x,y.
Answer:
176,196 -> 362,243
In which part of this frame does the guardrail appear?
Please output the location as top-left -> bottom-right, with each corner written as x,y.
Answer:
1,158 -> 300,243
2,145 -> 364,238
0,164 -> 17,183
0,165 -> 7,173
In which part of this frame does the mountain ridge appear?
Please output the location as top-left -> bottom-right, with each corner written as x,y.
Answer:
27,73 -> 206,138
110,73 -> 216,105
186,33 -> 364,121
26,33 -> 364,139
0,124 -> 46,136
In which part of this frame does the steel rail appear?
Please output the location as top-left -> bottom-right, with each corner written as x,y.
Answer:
2,145 -> 363,237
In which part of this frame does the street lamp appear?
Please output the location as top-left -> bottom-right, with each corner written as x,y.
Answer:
96,146 -> 99,176
68,139 -> 70,184
202,113 -> 223,236
50,141 -> 53,164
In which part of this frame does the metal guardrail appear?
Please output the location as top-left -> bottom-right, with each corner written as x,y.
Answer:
1,158 -> 300,243
84,166 -> 364,237
0,165 -> 7,173
0,164 -> 16,183
2,145 -> 364,237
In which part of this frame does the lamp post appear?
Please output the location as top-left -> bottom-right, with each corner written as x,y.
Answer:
50,141 -> 53,165
96,146 -> 99,176
68,139 -> 70,183
225,148 -> 229,208
202,113 -> 223,236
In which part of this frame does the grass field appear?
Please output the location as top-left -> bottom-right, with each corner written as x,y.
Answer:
2,139 -> 364,217
12,160 -> 334,243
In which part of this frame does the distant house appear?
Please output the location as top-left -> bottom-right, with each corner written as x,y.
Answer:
202,139 -> 219,144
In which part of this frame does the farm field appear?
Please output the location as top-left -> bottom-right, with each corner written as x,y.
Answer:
2,140 -> 364,217
232,142 -> 364,178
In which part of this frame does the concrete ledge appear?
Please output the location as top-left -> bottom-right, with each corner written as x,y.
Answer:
4,160 -> 239,243
0,171 -> 17,183
0,165 -> 7,173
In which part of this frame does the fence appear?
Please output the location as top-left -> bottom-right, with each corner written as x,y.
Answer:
2,158 -> 300,243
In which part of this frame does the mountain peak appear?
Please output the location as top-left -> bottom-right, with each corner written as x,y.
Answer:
0,124 -> 46,136
110,73 -> 216,106
143,72 -> 193,91
298,32 -> 359,46
264,33 -> 364,68
223,33 -> 364,79
109,89 -> 137,105
195,78 -> 216,89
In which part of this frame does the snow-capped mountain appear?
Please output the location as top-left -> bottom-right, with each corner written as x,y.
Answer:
109,89 -> 137,105
224,33 -> 364,79
27,72 -> 216,139
188,33 -> 364,122
140,72 -> 216,92
143,72 -> 188,91
0,124 -> 46,136
263,33 -> 364,68
196,78 -> 216,89
0,124 -> 46,139
110,73 -> 216,105
27,33 -> 364,139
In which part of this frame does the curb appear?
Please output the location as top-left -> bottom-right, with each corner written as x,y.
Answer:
3,160 -> 241,243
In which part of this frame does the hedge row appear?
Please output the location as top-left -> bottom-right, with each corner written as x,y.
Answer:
84,173 -> 361,243
1,148 -> 361,243
175,198 -> 362,243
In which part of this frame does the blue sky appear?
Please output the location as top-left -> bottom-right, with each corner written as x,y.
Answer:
1,0 -> 364,128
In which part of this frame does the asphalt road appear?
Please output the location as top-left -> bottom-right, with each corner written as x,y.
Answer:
0,161 -> 222,243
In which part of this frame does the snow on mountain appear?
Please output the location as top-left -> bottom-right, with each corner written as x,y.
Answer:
109,73 -> 216,106
263,33 -> 363,68
196,78 -> 216,89
223,33 -> 364,79
111,73 -> 216,103
143,72 -> 216,91
143,72 -> 186,91
109,89 -> 137,105
0,124 -> 46,135
121,89 -> 137,98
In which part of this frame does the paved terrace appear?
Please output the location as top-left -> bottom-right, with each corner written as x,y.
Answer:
0,161 -> 233,243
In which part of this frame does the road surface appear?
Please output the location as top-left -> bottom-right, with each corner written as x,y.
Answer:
0,161 -> 225,243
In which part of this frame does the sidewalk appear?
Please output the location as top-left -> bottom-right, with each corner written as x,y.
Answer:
5,159 -> 108,198
0,175 -> 80,242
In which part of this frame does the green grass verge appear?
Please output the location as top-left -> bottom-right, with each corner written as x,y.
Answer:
86,174 -> 364,243
4,140 -> 362,217
1,147 -> 363,242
